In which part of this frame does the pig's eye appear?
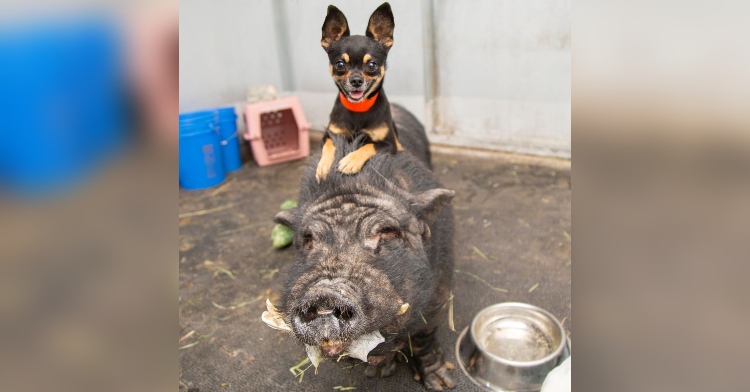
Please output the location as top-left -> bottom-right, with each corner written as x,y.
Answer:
302,231 -> 314,250
378,227 -> 400,241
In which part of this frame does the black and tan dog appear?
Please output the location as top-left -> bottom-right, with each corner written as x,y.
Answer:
316,2 -> 403,182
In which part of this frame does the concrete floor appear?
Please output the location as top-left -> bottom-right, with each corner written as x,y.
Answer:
179,146 -> 570,392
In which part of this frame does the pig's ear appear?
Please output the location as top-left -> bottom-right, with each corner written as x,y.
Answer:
411,189 -> 455,225
274,208 -> 299,231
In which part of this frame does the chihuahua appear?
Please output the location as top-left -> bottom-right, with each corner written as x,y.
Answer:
316,2 -> 403,182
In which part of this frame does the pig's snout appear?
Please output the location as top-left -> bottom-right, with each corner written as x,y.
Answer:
297,290 -> 359,325
299,301 -> 355,323
291,282 -> 364,351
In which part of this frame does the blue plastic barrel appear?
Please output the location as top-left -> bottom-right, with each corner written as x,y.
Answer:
179,112 -> 225,190
215,106 -> 242,172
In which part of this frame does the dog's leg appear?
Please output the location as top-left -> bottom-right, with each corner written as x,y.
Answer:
316,138 -> 336,182
338,143 -> 377,174
366,123 -> 402,154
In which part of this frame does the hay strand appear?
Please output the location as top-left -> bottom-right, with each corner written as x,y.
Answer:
179,341 -> 200,350
447,292 -> 455,332
455,269 -> 508,292
179,203 -> 238,219
472,246 -> 489,261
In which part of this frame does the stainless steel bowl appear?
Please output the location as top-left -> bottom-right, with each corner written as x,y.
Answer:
455,303 -> 570,392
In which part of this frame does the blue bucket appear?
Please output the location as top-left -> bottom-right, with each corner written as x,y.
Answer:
215,106 -> 242,172
0,18 -> 127,195
179,113 -> 225,190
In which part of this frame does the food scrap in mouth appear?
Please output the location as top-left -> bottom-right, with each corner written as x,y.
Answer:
345,330 -> 385,362
321,339 -> 346,356
261,301 -> 387,368
304,330 -> 385,368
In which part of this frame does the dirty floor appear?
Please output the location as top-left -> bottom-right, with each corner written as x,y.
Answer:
179,147 -> 571,392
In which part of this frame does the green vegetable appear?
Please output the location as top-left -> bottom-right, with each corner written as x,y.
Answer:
272,223 -> 294,249
272,200 -> 297,248
280,199 -> 298,211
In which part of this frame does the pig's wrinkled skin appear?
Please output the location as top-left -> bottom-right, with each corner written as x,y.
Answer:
274,104 -> 456,391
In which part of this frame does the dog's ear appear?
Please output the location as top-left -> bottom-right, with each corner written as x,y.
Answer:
366,2 -> 394,50
321,5 -> 350,49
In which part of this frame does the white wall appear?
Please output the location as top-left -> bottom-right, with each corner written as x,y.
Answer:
179,0 -> 282,110
179,0 -> 571,158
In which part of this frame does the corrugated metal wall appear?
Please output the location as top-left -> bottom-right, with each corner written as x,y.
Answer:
180,0 -> 570,157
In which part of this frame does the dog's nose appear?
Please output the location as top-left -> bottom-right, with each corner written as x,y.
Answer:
350,75 -> 364,88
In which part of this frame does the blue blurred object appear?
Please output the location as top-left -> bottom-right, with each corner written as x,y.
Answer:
215,107 -> 242,172
178,106 -> 242,190
0,17 -> 127,195
179,112 -> 226,190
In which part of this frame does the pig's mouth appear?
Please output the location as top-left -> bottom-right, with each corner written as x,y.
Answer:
287,286 -> 388,365
266,278 -> 406,367
303,329 -> 386,367
320,338 -> 349,356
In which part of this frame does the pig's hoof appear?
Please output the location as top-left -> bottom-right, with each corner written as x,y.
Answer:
420,361 -> 455,391
364,353 -> 397,378
364,359 -> 397,378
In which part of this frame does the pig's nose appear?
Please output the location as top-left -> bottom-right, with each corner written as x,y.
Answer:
299,304 -> 356,323
298,294 -> 357,323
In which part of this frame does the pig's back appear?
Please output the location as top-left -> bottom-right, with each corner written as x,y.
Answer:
391,104 -> 432,170
298,104 -> 441,203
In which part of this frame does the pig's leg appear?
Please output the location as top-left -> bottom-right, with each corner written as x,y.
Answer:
364,351 -> 398,378
410,329 -> 455,391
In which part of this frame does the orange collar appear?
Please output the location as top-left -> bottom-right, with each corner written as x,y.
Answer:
339,92 -> 379,112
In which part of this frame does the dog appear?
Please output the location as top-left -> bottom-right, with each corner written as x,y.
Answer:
316,2 -> 403,182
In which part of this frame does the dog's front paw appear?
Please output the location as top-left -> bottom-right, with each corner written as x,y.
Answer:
338,152 -> 366,174
316,158 -> 333,182
316,138 -> 336,182
338,144 -> 376,175
419,360 -> 455,391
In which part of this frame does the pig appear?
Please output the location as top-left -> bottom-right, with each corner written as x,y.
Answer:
272,104 -> 456,391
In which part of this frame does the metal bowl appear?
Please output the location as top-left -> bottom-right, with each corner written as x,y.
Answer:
455,303 -> 570,392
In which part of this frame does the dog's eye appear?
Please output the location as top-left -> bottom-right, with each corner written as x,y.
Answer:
367,61 -> 378,72
334,60 -> 345,71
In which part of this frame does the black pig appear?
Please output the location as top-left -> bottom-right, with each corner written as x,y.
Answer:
273,104 -> 456,391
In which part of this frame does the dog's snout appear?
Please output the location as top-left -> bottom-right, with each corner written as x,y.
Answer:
350,75 -> 364,88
